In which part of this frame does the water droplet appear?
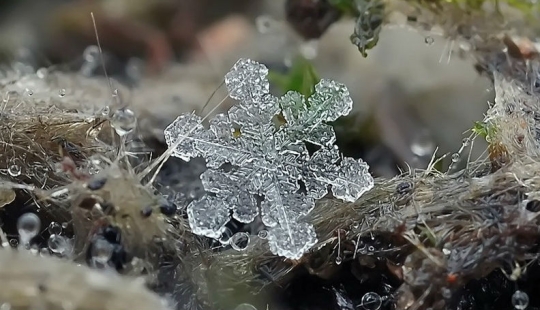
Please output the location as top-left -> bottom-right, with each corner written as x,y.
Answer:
90,238 -> 114,264
451,153 -> 460,163
462,137 -> 470,146
230,232 -> 250,251
48,222 -> 62,235
24,88 -> 33,97
40,247 -> 50,257
335,256 -> 342,265
17,213 -> 40,247
361,292 -> 382,310
61,222 -> 69,229
425,36 -> 435,45
30,244 -> 39,255
234,304 -> 257,310
257,230 -> 268,239
8,164 -> 21,177
512,290 -> 529,310
59,89 -> 66,97
99,105 -> 110,117
8,239 -> 17,247
255,15 -> 275,34
219,227 -> 234,245
48,234 -> 69,255
83,45 -> 100,63
111,108 -> 137,136
36,68 -> 48,79
411,130 -> 435,157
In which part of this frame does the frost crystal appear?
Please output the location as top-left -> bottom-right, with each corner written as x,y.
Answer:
164,58 -> 374,259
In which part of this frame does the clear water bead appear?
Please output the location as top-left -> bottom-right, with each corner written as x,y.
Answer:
230,232 -> 250,251
111,108 -> 137,136
335,256 -> 342,265
90,238 -> 114,264
48,234 -> 69,255
17,213 -> 41,246
36,68 -> 48,79
48,222 -> 62,235
425,36 -> 435,45
8,164 -> 21,177
512,290 -> 529,310
451,153 -> 460,163
59,89 -> 66,97
257,230 -> 268,239
361,292 -> 382,310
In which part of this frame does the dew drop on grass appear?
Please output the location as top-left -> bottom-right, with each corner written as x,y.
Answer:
361,292 -> 382,310
219,227 -> 234,245
111,108 -> 137,136
8,164 -> 21,177
48,234 -> 69,255
512,290 -> 529,310
90,238 -> 114,264
17,213 -> 40,247
257,230 -> 268,239
230,232 -> 250,251
48,222 -> 62,235
451,153 -> 460,163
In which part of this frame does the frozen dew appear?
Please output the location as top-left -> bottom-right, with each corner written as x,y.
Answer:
48,234 -> 69,255
267,222 -> 317,260
230,232 -> 250,251
111,108 -> 137,136
165,58 -> 373,259
361,292 -> 382,310
512,290 -> 529,310
48,222 -> 62,235
8,164 -> 21,177
17,213 -> 41,247
234,303 -> 257,310
425,36 -> 435,45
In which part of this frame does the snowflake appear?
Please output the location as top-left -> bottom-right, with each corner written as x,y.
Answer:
164,58 -> 374,259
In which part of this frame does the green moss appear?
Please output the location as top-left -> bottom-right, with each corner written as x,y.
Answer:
268,56 -> 320,97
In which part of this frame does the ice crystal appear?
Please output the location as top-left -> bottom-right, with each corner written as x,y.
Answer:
164,58 -> 374,259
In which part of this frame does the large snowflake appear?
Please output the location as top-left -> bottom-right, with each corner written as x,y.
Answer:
164,59 -> 374,259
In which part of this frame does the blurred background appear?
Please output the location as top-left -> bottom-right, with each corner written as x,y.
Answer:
0,0 -> 493,177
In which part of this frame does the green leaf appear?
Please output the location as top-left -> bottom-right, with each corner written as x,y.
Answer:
268,56 -> 320,98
